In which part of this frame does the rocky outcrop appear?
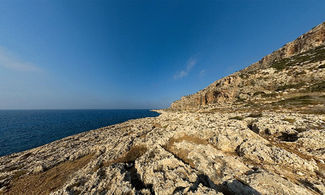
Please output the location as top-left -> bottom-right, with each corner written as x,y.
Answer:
247,22 -> 325,71
0,111 -> 324,194
170,22 -> 325,110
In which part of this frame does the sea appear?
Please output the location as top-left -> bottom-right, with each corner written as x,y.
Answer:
0,109 -> 159,157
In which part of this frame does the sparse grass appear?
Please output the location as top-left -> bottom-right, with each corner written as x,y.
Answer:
273,95 -> 314,106
271,58 -> 291,71
247,112 -> 263,118
163,135 -> 208,168
11,170 -> 28,180
275,83 -> 305,92
166,135 -> 208,147
97,145 -> 148,172
271,45 -> 325,71
301,107 -> 325,115
5,154 -> 94,195
309,46 -> 325,63
243,101 -> 260,108
260,134 -> 315,162
229,116 -> 244,120
274,94 -> 325,110
261,93 -> 277,98
308,81 -> 325,92
282,118 -> 296,124
110,145 -> 147,164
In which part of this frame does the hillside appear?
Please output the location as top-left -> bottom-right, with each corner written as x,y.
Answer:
170,22 -> 325,114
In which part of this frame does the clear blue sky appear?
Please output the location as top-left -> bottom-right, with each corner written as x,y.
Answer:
0,0 -> 324,109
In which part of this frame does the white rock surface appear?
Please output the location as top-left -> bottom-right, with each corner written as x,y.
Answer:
0,110 -> 324,194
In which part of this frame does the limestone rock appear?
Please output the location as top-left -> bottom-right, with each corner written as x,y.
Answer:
0,111 -> 324,194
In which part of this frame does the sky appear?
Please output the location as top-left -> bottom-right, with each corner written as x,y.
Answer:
0,0 -> 324,109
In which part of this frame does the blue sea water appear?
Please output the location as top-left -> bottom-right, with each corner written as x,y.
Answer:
0,109 -> 159,157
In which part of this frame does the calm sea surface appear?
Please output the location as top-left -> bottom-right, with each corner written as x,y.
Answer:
0,109 -> 159,157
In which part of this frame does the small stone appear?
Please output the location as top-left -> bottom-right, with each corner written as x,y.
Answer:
297,171 -> 304,176
33,164 -> 45,173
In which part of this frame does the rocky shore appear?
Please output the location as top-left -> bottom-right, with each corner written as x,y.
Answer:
0,110 -> 324,194
1,22 -> 325,195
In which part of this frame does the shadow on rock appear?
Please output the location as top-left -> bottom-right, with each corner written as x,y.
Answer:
172,173 -> 261,195
225,179 -> 261,195
123,161 -> 155,194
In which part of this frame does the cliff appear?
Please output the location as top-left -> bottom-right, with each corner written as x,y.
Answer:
170,22 -> 325,111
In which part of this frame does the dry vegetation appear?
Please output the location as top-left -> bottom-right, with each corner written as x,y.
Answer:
100,145 -> 148,169
2,154 -> 94,195
282,118 -> 296,124
163,135 -> 209,168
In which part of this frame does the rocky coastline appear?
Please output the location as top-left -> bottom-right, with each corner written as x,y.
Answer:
0,110 -> 324,194
1,22 -> 325,194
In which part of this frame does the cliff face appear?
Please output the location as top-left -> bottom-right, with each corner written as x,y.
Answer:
170,22 -> 325,111
247,22 -> 325,71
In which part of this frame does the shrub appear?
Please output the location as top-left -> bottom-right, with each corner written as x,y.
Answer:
261,93 -> 277,98
271,58 -> 290,71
